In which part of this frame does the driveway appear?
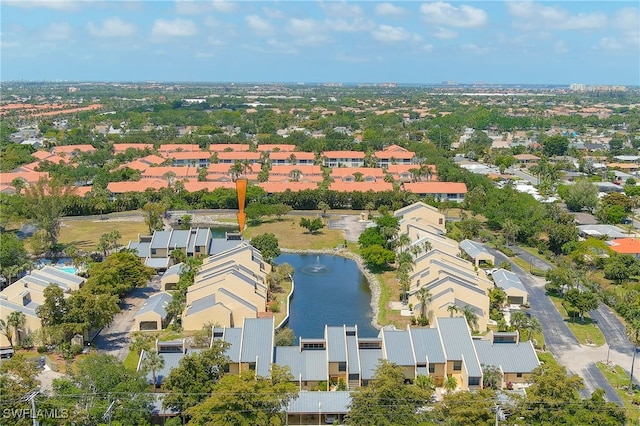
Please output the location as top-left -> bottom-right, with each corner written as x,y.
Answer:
92,276 -> 160,361
487,247 -> 623,404
328,214 -> 369,243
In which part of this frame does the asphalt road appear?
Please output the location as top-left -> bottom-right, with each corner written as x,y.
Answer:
487,247 -> 623,404
92,277 -> 160,361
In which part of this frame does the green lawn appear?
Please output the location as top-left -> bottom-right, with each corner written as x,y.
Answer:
536,351 -> 558,366
123,349 -> 140,371
511,257 -> 546,276
243,216 -> 345,250
57,218 -> 148,251
596,361 -> 640,423
549,295 -> 606,346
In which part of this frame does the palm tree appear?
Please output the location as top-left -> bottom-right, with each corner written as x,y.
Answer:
463,305 -> 479,332
443,376 -> 458,393
290,169 -> 301,182
395,233 -> 411,253
509,310 -> 528,336
318,201 -> 330,218
0,319 -> 15,348
241,159 -> 253,175
397,269 -> 411,303
525,317 -> 542,341
417,287 -> 432,320
365,202 -> 376,218
141,350 -> 165,390
502,219 -> 520,247
229,161 -> 243,182
447,305 -> 459,317
10,178 -> 26,195
7,311 -> 26,346
353,172 -> 364,182
288,153 -> 297,165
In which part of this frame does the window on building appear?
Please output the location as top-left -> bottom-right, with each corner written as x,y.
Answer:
468,377 -> 480,386
429,363 -> 436,374
248,363 -> 256,371
338,362 -> 347,372
516,373 -> 523,378
151,249 -> 157,255
439,218 -> 443,225
453,361 -> 462,371
223,364 -> 230,373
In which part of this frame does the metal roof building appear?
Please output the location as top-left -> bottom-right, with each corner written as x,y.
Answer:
436,317 -> 483,380
460,239 -> 495,267
492,269 -> 528,305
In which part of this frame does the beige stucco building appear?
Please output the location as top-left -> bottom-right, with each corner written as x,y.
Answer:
395,201 -> 446,235
181,243 -> 271,330
0,267 -> 85,349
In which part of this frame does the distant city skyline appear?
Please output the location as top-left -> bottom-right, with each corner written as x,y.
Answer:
2,1 -> 638,85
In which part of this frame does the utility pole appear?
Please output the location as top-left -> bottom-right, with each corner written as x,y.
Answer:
103,399 -> 116,426
22,389 -> 39,426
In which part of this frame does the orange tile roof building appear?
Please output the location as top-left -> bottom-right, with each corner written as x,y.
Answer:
403,182 -> 467,202
608,238 -> 640,257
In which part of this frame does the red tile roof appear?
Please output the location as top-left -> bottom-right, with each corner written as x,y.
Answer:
259,182 -> 318,193
207,163 -> 262,175
140,154 -> 167,165
269,151 -> 316,161
216,152 -> 262,161
209,144 -> 251,152
329,181 -> 393,192
270,165 -> 323,176
31,151 -> 53,160
403,182 -> 467,194
0,171 -> 50,185
609,238 -> 640,254
52,144 -> 95,155
159,143 -> 200,153
141,166 -> 199,179
374,150 -> 415,160
107,179 -> 167,193
112,143 -> 153,154
322,150 -> 366,159
330,167 -> 386,179
168,151 -> 212,160
182,181 -> 236,192
258,144 -> 296,152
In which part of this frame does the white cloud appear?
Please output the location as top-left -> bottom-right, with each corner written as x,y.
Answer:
87,17 -> 136,38
422,44 -> 434,53
420,2 -> 487,28
554,40 -> 568,54
506,1 -> 607,31
263,7 -> 285,20
320,1 -> 362,18
596,37 -> 626,51
211,0 -> 236,13
325,17 -> 374,33
44,22 -> 73,41
246,15 -> 274,36
371,25 -> 421,43
375,3 -> 406,16
335,51 -> 370,63
176,0 -> 236,15
151,19 -> 197,38
461,43 -> 491,54
4,1 -> 79,11
434,27 -> 457,39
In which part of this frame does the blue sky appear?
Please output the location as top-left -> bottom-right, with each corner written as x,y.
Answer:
2,1 -> 638,85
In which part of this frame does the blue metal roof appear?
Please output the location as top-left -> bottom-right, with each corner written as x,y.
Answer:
145,257 -> 170,269
274,346 -> 328,381
460,239 -> 491,259
286,391 -> 351,414
437,317 -> 482,377
163,262 -> 185,278
150,231 -> 171,249
217,327 -> 243,362
359,348 -> 383,380
346,329 -> 360,375
128,241 -> 150,258
240,317 -> 274,377
381,330 -> 415,366
135,292 -> 172,319
186,294 -> 218,316
410,328 -> 446,364
492,269 -> 527,293
218,287 -> 257,311
169,230 -> 190,249
474,340 -> 540,373
326,326 -> 346,362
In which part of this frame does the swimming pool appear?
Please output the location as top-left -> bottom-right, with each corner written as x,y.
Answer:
58,266 -> 77,274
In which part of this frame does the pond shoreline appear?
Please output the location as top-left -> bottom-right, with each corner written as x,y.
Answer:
280,247 -> 383,332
